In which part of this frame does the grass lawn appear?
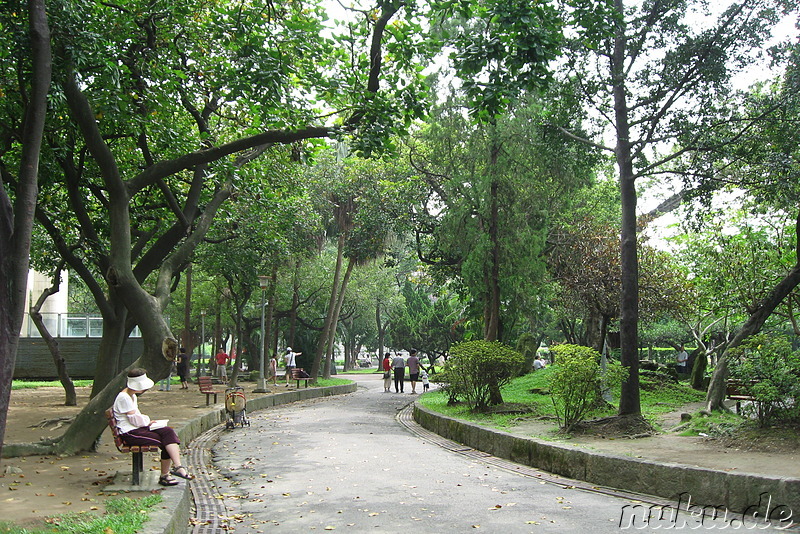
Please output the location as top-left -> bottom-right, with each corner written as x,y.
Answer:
0,494 -> 163,534
419,366 -> 709,434
12,380 -> 94,390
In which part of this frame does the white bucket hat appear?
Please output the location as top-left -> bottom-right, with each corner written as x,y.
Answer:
286,347 -> 292,352
127,373 -> 154,391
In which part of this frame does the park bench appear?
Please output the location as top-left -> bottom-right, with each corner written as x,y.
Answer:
198,375 -> 224,405
291,368 -> 312,388
725,379 -> 757,414
104,408 -> 160,485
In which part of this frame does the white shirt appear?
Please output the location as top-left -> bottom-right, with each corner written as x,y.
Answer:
285,351 -> 296,367
113,391 -> 145,434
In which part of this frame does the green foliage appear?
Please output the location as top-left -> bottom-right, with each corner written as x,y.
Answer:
728,334 -> 800,427
12,380 -> 93,390
435,340 -> 523,411
548,344 -> 626,431
432,0 -> 566,120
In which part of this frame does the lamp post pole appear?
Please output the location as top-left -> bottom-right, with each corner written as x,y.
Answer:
254,276 -> 270,393
200,310 -> 206,376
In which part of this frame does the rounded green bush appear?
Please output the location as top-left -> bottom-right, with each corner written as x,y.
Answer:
549,344 -> 626,431
436,340 -> 523,411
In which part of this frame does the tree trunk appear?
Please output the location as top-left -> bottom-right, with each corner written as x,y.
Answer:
689,347 -> 707,391
484,143 -> 501,342
612,0 -> 641,416
90,301 -> 129,398
183,263 -> 193,352
376,300 -> 385,361
312,234 -> 345,380
29,267 -> 77,406
324,259 -> 355,379
288,260 -> 301,348
0,0 -> 50,458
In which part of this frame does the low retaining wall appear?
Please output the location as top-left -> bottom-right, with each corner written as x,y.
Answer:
413,403 -> 799,514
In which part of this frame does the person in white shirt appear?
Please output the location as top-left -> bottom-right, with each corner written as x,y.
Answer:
284,347 -> 301,387
533,355 -> 546,370
420,368 -> 430,392
676,345 -> 689,374
112,368 -> 194,486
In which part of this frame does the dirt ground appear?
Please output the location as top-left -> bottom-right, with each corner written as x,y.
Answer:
0,384 -> 283,530
1,383 -> 798,530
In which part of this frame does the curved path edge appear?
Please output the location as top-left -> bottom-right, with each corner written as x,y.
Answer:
139,382 -> 358,534
412,402 -> 800,514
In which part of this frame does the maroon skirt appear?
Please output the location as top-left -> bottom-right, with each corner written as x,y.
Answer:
121,426 -> 180,460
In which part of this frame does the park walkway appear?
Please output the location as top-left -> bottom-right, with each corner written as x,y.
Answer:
184,374 -> 737,533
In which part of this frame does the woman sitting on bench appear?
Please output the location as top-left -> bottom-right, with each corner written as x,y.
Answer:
113,368 -> 195,487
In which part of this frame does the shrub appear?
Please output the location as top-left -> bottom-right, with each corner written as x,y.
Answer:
548,344 -> 626,431
435,340 -> 523,411
728,334 -> 800,427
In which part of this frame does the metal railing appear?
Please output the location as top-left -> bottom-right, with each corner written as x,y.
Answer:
20,312 -> 141,338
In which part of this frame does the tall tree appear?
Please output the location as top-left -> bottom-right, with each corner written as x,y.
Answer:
3,0 -> 431,455
554,0 -> 787,417
0,0 -> 51,458
410,94 -> 597,342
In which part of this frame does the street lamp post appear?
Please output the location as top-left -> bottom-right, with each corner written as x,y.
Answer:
253,275 -> 270,393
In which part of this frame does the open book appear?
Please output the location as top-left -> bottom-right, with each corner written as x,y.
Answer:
149,419 -> 169,430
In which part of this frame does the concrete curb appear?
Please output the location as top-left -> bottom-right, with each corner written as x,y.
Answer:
138,382 -> 357,534
412,402 -> 800,513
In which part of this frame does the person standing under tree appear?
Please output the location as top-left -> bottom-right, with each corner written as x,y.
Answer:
676,345 -> 689,374
406,349 -> 421,394
269,353 -> 278,385
382,353 -> 392,392
391,352 -> 406,393
176,347 -> 189,390
215,348 -> 229,381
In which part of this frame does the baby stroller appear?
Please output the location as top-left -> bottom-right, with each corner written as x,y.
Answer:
224,386 -> 250,429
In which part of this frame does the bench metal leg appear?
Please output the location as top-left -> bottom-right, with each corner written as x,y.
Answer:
132,452 -> 143,485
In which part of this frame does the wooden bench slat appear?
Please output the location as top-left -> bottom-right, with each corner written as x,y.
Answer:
291,368 -> 312,388
198,375 -> 225,405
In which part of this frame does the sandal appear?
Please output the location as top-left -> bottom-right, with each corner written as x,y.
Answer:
170,466 -> 195,480
159,474 -> 179,486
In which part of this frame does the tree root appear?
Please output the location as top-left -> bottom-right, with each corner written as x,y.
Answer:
29,416 -> 75,430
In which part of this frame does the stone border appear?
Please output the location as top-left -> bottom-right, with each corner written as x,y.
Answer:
140,382 -> 357,534
412,402 -> 799,514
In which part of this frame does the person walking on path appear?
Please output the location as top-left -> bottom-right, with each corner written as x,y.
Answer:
382,353 -> 392,392
391,352 -> 406,393
176,347 -> 189,390
269,353 -> 278,385
215,348 -> 229,381
406,349 -> 421,394
420,367 -> 430,392
112,368 -> 194,487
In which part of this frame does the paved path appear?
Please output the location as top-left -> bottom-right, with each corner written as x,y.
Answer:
191,375 -> 737,533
